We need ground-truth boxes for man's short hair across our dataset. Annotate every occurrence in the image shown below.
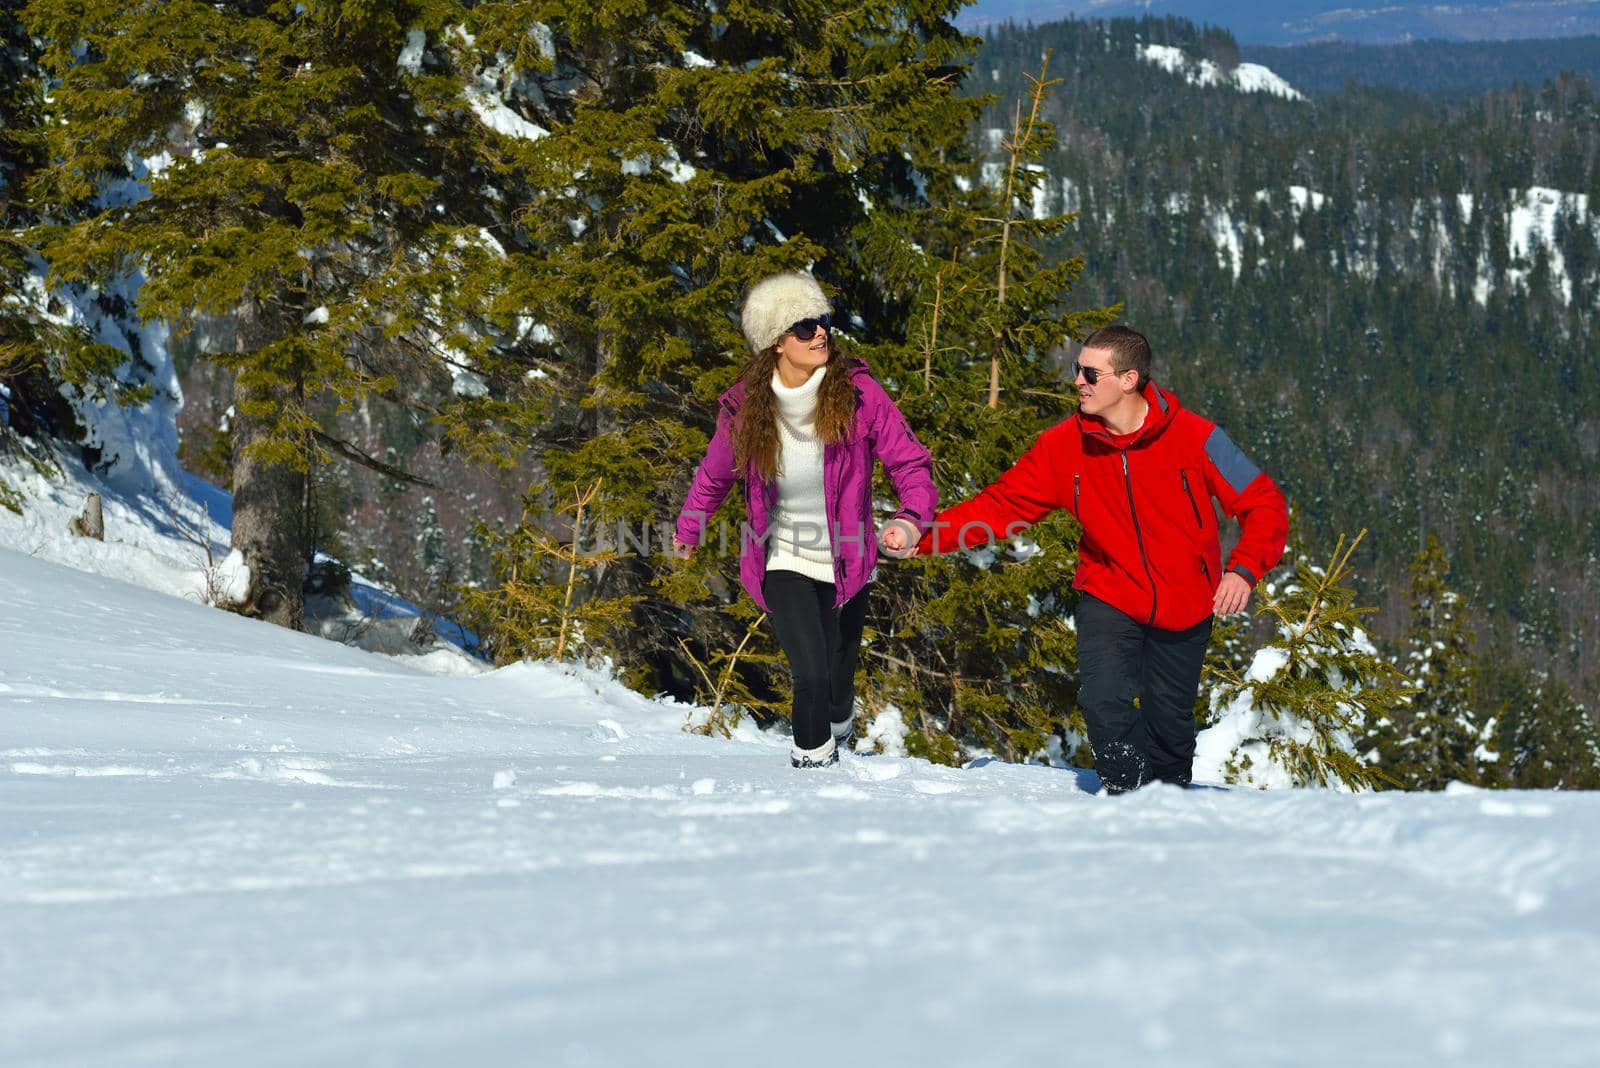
[1082,325,1151,388]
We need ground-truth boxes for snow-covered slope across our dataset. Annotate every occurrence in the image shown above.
[0,449,472,658]
[1151,183,1597,304]
[1137,44,1306,100]
[4,548,1599,1065]
[0,452,233,606]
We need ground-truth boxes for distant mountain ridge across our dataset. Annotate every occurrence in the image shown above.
[1242,36,1600,95]
[960,1,1600,45]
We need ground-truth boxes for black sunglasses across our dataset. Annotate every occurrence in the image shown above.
[786,314,833,342]
[1072,360,1127,386]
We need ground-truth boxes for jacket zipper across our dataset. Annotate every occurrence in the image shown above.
[1073,474,1080,515]
[824,441,843,596]
[1180,470,1203,529]
[1122,451,1158,625]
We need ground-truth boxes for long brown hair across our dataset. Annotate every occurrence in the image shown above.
[732,338,858,483]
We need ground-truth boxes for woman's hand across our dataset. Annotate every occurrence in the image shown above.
[878,519,917,559]
[671,536,695,560]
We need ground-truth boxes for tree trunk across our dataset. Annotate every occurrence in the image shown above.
[70,493,104,539]
[229,300,307,631]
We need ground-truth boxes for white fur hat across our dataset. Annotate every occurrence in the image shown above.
[740,272,831,353]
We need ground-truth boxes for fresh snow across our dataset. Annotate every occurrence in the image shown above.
[1246,644,1291,683]
[1288,185,1327,212]
[658,143,698,184]
[0,457,230,605]
[515,318,554,345]
[660,157,697,183]
[397,30,426,76]
[4,544,1600,1064]
[528,22,555,62]
[1208,205,1247,278]
[449,368,490,398]
[466,70,548,143]
[1507,185,1587,303]
[1232,62,1303,100]
[1027,162,1050,220]
[1137,44,1305,102]
[468,91,548,141]
[623,147,699,186]
[140,149,176,178]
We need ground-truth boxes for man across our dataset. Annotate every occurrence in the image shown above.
[915,326,1288,792]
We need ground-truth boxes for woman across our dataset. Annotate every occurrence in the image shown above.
[673,272,937,768]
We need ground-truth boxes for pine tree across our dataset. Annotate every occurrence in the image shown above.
[0,0,45,486]
[837,53,1114,764]
[459,479,640,665]
[414,494,453,611]
[1,0,129,488]
[1371,535,1496,789]
[1490,664,1600,789]
[1207,531,1413,790]
[25,0,505,628]
[1,1,44,421]
[451,1,1034,732]
[673,609,789,740]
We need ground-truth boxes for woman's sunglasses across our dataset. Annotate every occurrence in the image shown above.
[786,314,833,342]
[1072,360,1127,386]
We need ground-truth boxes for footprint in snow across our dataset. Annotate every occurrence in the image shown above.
[848,758,901,782]
[589,719,630,742]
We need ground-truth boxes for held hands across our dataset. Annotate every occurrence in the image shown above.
[878,518,918,559]
[1213,571,1253,616]
[678,526,917,559]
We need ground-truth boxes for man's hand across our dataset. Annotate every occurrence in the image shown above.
[1213,571,1252,616]
[671,536,695,560]
[878,519,917,559]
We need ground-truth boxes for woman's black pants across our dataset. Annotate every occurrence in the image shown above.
[763,571,870,751]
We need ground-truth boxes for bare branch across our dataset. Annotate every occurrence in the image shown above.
[312,429,441,489]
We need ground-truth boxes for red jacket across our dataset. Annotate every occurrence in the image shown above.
[917,382,1288,631]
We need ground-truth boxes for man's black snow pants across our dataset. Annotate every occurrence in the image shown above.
[764,571,870,751]
[1075,593,1213,793]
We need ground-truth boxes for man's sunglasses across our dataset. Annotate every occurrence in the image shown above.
[1072,360,1127,386]
[787,314,833,342]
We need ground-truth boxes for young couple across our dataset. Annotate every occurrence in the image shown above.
[674,272,1288,791]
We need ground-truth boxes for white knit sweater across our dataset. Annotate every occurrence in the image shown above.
[766,366,836,584]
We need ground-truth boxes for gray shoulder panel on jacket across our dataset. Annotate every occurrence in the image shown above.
[1204,426,1262,495]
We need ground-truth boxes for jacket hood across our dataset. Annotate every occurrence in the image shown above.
[1078,380,1180,446]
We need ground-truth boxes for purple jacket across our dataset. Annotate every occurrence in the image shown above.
[674,359,938,611]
